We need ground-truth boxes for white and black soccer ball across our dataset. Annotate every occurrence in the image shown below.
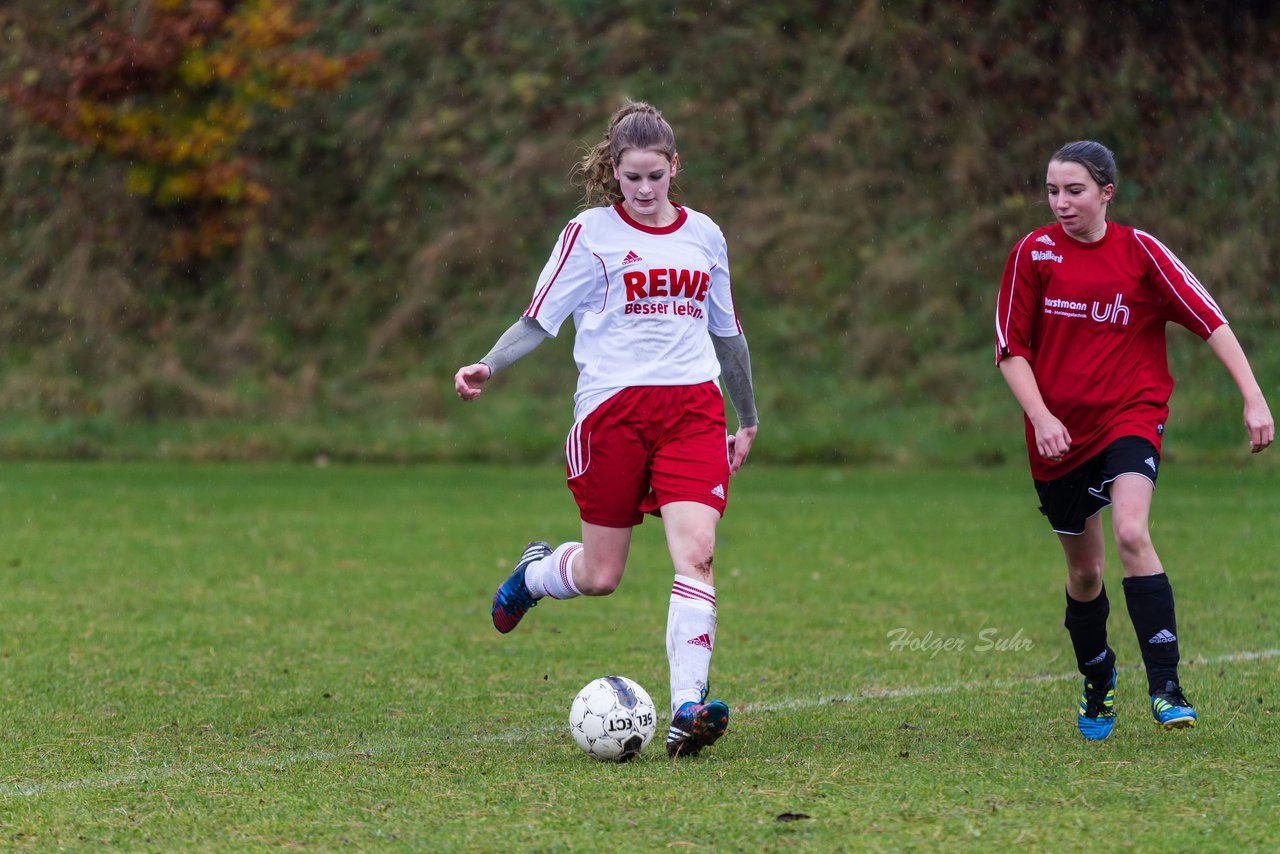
[568,676,657,762]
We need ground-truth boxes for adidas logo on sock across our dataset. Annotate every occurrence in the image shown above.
[686,633,713,649]
[1148,629,1177,644]
[1084,649,1108,666]
[621,250,642,265]
[711,484,725,499]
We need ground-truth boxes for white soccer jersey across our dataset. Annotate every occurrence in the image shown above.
[523,203,742,420]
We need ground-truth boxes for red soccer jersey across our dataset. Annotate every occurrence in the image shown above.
[994,222,1227,480]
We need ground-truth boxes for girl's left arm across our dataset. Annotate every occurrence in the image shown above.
[1207,325,1275,453]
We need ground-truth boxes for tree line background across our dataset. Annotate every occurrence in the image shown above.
[1,0,1277,463]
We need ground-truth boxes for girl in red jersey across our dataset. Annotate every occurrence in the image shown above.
[995,140,1274,740]
[454,102,758,758]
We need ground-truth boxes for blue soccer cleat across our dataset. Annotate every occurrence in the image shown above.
[1150,680,1198,730]
[1077,668,1117,741]
[491,541,551,634]
[666,689,730,758]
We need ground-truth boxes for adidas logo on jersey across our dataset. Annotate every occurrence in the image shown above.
[686,633,713,649]
[711,483,725,499]
[621,250,642,265]
[1145,456,1157,472]
[1036,234,1056,246]
[1148,629,1177,644]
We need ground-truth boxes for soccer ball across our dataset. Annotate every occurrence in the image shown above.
[568,676,658,762]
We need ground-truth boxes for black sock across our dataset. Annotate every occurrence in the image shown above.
[1122,573,1180,693]
[1064,586,1114,684]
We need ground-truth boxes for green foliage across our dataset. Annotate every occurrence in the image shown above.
[2,462,1279,847]
[1,1,1277,460]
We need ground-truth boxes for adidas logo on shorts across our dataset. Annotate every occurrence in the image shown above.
[711,483,725,499]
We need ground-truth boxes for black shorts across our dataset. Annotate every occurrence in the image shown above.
[1033,436,1159,535]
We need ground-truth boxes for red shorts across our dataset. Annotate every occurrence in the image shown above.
[565,383,730,528]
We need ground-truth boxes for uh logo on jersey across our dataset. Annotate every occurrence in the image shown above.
[622,265,711,318]
[1043,293,1131,326]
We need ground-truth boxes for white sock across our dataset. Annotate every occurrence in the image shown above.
[524,542,584,600]
[667,575,716,716]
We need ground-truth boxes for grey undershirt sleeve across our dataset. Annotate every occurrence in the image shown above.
[479,317,551,376]
[711,333,758,429]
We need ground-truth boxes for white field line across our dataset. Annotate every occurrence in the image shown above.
[3,647,1277,799]
[736,647,1280,714]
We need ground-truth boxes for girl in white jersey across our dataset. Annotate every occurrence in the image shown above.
[454,102,758,758]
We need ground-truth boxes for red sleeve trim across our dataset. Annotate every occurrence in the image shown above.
[524,222,582,318]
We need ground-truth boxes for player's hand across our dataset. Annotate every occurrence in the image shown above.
[727,425,757,475]
[1030,413,1071,461]
[1244,396,1274,453]
[454,363,492,401]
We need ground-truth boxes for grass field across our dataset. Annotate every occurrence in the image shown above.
[2,461,1278,851]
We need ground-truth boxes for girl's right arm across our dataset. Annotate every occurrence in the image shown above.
[999,356,1072,461]
[995,234,1070,461]
[454,317,551,401]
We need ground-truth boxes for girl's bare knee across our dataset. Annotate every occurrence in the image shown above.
[576,560,623,596]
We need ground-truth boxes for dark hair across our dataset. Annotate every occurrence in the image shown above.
[574,101,677,207]
[1050,140,1117,191]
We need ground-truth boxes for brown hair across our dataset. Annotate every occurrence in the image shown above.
[574,101,677,207]
[1051,141,1117,194]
